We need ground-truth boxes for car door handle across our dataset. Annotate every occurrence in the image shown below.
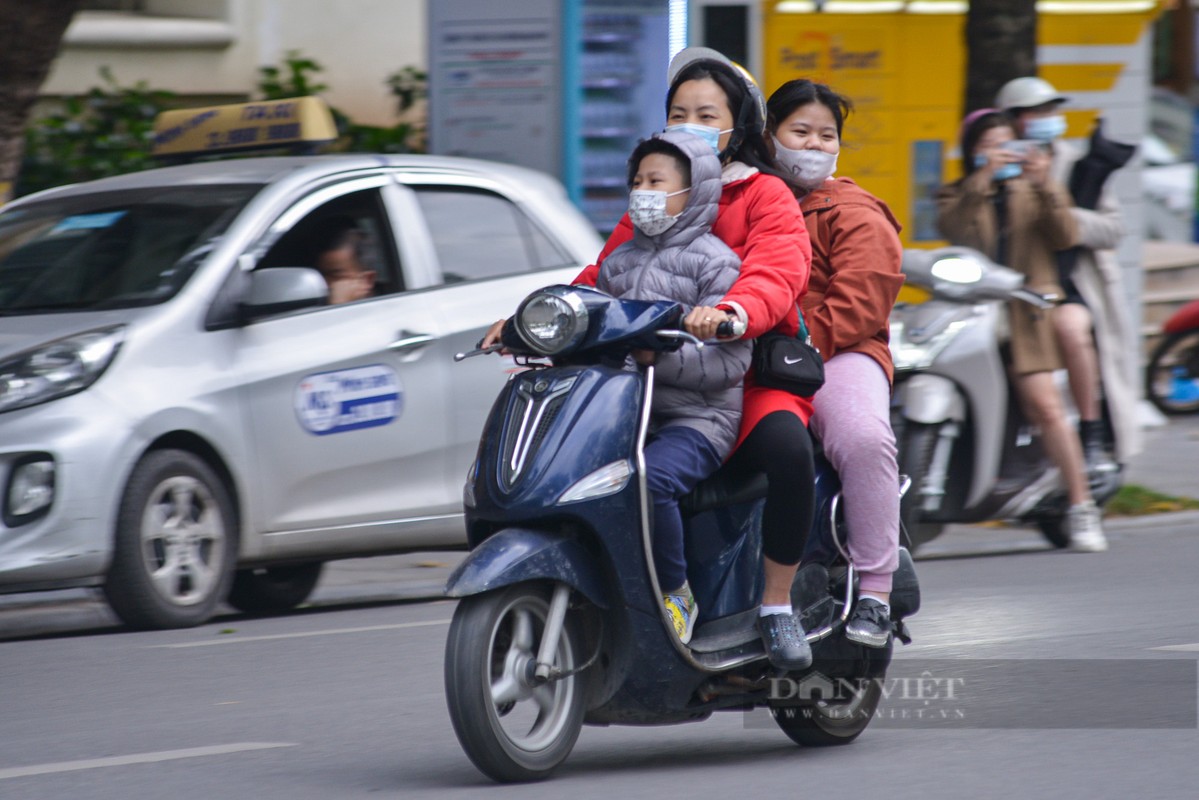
[388,331,436,352]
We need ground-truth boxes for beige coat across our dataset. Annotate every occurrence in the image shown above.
[1050,139,1142,461]
[936,169,1077,375]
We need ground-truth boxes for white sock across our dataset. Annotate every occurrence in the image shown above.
[860,595,890,614]
[760,604,792,617]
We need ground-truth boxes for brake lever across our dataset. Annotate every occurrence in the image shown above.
[657,330,705,349]
[454,344,504,361]
[1012,288,1057,310]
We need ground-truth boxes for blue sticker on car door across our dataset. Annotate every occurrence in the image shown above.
[294,364,402,435]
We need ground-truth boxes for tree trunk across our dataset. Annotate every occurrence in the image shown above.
[0,1,82,204]
[964,0,1038,115]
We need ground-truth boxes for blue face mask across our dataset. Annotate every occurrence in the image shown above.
[1024,114,1066,142]
[974,154,1022,181]
[665,123,732,153]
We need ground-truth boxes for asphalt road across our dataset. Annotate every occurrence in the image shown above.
[1,514,1197,800]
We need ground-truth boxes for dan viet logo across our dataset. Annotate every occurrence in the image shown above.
[769,670,967,722]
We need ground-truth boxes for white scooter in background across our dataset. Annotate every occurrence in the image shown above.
[889,246,1122,550]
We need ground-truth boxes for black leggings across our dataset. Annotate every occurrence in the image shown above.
[724,410,815,566]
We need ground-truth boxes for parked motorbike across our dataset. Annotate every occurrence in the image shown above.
[1144,297,1199,415]
[444,284,920,782]
[890,247,1122,550]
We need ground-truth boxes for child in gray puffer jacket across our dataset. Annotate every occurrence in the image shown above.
[596,129,750,644]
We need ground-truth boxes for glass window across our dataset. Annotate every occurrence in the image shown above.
[0,184,260,313]
[413,187,572,283]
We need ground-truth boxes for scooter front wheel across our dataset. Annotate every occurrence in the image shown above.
[1145,329,1199,415]
[444,582,587,782]
[898,421,947,549]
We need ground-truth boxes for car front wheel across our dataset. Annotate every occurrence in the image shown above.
[103,449,237,630]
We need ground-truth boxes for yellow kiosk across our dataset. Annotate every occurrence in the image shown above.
[760,0,1163,245]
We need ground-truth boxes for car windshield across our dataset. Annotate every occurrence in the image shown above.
[0,183,261,314]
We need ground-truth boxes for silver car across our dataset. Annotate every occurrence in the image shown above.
[0,155,603,629]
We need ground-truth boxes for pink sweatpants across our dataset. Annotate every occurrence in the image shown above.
[809,353,900,593]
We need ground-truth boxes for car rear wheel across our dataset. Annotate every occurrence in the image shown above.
[103,449,237,630]
[226,562,324,615]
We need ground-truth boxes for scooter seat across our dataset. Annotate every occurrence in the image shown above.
[680,465,768,517]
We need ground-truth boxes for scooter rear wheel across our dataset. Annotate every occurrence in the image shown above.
[444,582,586,782]
[770,674,884,746]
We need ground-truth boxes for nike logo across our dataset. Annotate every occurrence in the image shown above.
[783,355,803,364]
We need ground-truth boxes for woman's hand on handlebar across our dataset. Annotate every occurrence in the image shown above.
[479,318,509,352]
[684,306,737,341]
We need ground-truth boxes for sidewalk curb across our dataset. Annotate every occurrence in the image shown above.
[1104,509,1199,533]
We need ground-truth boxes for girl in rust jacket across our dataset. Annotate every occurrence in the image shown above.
[937,109,1104,550]
[766,79,906,648]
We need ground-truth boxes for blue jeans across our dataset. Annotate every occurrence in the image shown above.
[644,425,721,592]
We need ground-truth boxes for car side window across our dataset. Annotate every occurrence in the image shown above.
[412,187,573,284]
[257,188,402,302]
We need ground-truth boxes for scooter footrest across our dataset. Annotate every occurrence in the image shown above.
[689,607,761,653]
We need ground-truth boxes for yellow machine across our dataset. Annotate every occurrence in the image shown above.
[760,0,1162,245]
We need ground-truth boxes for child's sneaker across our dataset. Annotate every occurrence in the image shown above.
[663,586,697,645]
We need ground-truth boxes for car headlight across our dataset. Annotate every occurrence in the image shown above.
[0,325,125,414]
[514,287,589,355]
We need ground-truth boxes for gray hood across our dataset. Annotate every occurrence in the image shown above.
[634,129,724,248]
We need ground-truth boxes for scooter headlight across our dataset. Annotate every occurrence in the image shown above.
[930,256,983,284]
[514,286,589,355]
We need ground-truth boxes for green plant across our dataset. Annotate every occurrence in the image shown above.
[257,50,329,100]
[1104,484,1199,517]
[19,67,175,196]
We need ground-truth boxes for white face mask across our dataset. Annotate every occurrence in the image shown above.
[772,136,838,190]
[628,188,688,236]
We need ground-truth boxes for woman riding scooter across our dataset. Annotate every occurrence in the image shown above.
[937,109,1106,552]
[484,47,816,669]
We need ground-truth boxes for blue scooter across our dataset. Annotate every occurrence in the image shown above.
[444,285,920,782]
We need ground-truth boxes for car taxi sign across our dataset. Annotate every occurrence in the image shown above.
[151,96,338,157]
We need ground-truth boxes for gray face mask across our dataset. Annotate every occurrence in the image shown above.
[628,188,689,236]
[772,136,838,190]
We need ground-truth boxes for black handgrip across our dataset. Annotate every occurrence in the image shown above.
[715,320,735,339]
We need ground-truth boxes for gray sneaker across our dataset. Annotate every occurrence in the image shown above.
[845,597,892,648]
[1067,501,1108,552]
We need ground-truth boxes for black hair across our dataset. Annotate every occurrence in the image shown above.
[665,59,789,184]
[311,214,363,254]
[960,111,1016,176]
[766,79,853,138]
[626,138,691,189]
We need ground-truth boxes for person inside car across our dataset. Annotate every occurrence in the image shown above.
[311,215,377,305]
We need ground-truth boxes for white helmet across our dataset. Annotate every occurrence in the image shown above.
[667,46,767,134]
[995,76,1068,111]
